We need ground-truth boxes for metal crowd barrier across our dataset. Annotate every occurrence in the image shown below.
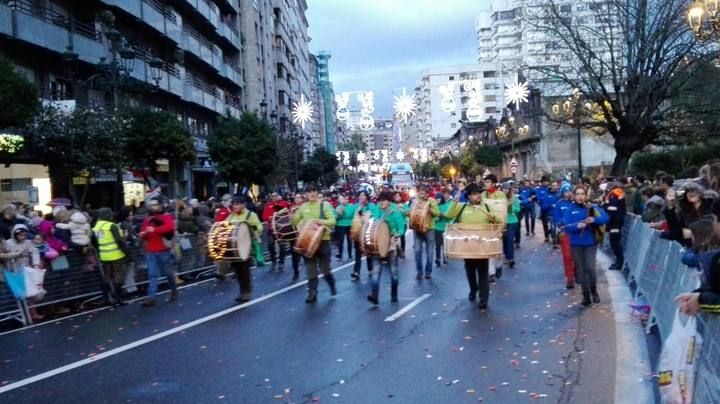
[622,215,720,403]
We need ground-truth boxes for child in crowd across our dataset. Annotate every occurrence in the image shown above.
[32,233,59,269]
[56,211,92,251]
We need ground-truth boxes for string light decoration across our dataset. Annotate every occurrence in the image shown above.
[393,88,417,124]
[291,94,314,129]
[208,221,234,260]
[505,75,530,109]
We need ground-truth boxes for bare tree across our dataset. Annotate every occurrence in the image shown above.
[525,0,717,175]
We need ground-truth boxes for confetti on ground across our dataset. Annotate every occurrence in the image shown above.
[332,393,340,397]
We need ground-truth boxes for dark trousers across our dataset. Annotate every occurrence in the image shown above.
[289,239,301,273]
[571,245,598,294]
[434,229,445,261]
[304,240,332,280]
[540,210,551,239]
[465,259,489,303]
[354,240,374,274]
[399,225,407,256]
[231,260,252,299]
[609,230,624,267]
[267,230,286,264]
[514,222,521,246]
[335,225,352,259]
[522,206,536,234]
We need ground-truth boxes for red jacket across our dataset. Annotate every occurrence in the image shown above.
[214,207,231,222]
[140,213,176,252]
[261,200,290,222]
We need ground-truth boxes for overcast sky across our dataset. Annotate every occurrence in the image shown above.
[307,0,489,117]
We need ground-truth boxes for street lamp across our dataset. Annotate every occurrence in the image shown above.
[688,0,720,39]
[552,89,591,180]
[495,112,529,178]
[449,166,457,183]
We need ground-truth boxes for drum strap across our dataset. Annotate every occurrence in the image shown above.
[456,203,491,223]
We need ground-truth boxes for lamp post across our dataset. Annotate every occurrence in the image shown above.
[687,0,720,39]
[495,113,529,179]
[552,89,592,180]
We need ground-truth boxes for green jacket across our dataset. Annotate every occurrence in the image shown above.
[291,200,337,241]
[410,197,440,230]
[435,201,452,232]
[227,210,263,239]
[444,201,495,224]
[394,202,409,228]
[507,195,521,225]
[354,202,375,216]
[369,204,405,237]
[335,203,357,227]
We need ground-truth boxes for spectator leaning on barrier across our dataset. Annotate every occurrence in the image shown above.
[0,204,23,240]
[5,224,43,320]
[92,208,131,306]
[663,182,713,247]
[562,186,609,307]
[139,197,177,308]
[677,251,720,315]
[214,193,232,222]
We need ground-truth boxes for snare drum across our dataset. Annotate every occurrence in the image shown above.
[359,218,392,258]
[208,221,252,261]
[294,220,326,258]
[409,200,431,233]
[271,208,297,241]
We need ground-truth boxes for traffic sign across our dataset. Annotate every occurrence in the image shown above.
[510,166,518,174]
[510,158,518,167]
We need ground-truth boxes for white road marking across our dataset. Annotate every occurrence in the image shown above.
[0,261,356,394]
[384,293,431,322]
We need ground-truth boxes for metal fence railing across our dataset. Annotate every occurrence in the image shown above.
[622,215,720,403]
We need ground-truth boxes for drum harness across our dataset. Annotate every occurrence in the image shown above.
[455,202,493,224]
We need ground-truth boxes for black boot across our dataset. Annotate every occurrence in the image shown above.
[367,287,379,305]
[581,291,592,307]
[391,280,398,302]
[101,283,114,305]
[113,283,127,306]
[306,278,319,303]
[591,286,600,304]
[325,274,337,296]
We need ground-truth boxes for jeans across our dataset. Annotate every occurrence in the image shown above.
[514,222,521,246]
[267,229,286,265]
[335,225,353,259]
[399,225,407,256]
[414,230,435,275]
[304,240,332,280]
[503,223,518,261]
[369,252,398,296]
[522,206,536,234]
[434,229,445,261]
[353,240,374,275]
[146,251,176,298]
[465,259,489,303]
[609,230,624,268]
[290,239,302,273]
[571,244,598,294]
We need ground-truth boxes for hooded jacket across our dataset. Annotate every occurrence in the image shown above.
[56,212,91,246]
[4,224,40,268]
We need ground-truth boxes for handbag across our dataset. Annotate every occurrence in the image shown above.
[50,255,70,271]
[658,310,702,404]
[24,267,47,299]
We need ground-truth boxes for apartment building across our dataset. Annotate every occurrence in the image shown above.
[315,50,337,153]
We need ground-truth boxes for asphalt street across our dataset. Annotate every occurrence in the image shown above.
[0,232,617,403]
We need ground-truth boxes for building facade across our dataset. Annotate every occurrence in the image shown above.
[315,50,337,153]
[0,0,316,201]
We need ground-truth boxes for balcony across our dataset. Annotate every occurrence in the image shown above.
[100,0,181,44]
[219,57,242,86]
[275,45,291,69]
[183,0,219,29]
[181,25,222,72]
[1,0,105,64]
[217,21,239,50]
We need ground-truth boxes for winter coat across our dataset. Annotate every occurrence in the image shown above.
[38,219,69,252]
[56,212,91,246]
[562,203,609,247]
[4,237,40,268]
[140,213,176,253]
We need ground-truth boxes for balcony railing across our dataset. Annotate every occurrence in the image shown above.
[143,0,177,23]
[3,0,100,40]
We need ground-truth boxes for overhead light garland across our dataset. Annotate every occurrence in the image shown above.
[505,75,530,109]
[291,94,314,129]
[393,88,417,124]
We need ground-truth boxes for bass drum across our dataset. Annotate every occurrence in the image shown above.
[349,211,369,241]
[294,220,325,258]
[208,221,252,262]
[271,208,297,241]
[409,200,430,233]
[359,218,391,258]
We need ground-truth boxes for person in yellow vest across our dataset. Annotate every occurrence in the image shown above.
[92,207,131,306]
[444,183,505,310]
[291,183,337,303]
[227,195,263,304]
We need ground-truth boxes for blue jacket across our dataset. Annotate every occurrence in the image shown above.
[553,198,575,227]
[539,189,559,212]
[682,249,720,282]
[562,203,609,246]
[519,187,536,209]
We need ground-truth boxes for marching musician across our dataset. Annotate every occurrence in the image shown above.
[289,193,305,281]
[482,174,508,280]
[291,184,338,303]
[366,191,405,305]
[351,191,375,281]
[261,191,290,271]
[227,195,263,304]
[411,185,440,280]
[393,191,409,258]
[334,193,356,262]
[444,183,503,310]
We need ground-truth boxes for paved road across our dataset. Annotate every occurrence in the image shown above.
[0,233,616,403]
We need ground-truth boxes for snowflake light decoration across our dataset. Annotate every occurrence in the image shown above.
[292,94,314,129]
[393,88,417,124]
[505,75,530,109]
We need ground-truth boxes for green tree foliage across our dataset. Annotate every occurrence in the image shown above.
[473,145,503,168]
[301,147,339,186]
[0,53,38,129]
[630,143,720,176]
[208,112,276,187]
[338,132,368,154]
[122,108,195,177]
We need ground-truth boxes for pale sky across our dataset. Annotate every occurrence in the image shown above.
[307,0,490,116]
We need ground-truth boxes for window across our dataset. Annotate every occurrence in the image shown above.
[485,107,497,113]
[449,75,455,81]
[484,95,497,102]
[483,71,496,78]
[560,5,572,13]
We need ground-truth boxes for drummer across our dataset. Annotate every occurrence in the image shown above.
[444,183,502,310]
[289,193,305,281]
[261,191,290,271]
[352,191,375,281]
[393,191,409,258]
[334,193,356,262]
[411,185,440,280]
[291,183,338,303]
[227,195,263,304]
[367,191,405,305]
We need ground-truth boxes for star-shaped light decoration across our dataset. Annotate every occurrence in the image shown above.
[292,94,314,129]
[505,75,530,109]
[393,88,417,124]
[396,151,405,161]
